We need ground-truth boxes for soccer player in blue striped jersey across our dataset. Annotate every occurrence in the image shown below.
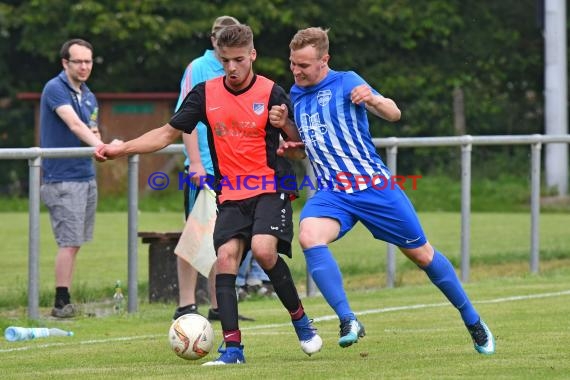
[269,27,495,355]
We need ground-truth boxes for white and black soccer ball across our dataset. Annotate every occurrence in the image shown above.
[168,314,215,360]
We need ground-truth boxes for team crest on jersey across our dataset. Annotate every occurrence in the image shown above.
[253,103,265,115]
[317,90,332,106]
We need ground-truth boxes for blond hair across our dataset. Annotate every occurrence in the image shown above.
[289,27,329,58]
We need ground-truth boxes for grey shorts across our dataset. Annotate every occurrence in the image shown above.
[40,180,97,247]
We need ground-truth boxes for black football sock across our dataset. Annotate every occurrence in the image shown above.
[54,287,70,308]
[215,274,239,331]
[264,256,302,313]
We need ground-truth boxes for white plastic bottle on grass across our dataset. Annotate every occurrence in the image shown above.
[113,280,124,314]
[4,326,73,342]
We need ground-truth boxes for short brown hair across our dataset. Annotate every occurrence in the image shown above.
[289,27,329,58]
[60,39,93,60]
[216,24,254,50]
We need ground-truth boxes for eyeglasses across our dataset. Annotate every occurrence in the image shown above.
[66,59,93,65]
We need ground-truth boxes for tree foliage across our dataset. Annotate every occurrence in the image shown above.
[0,0,550,192]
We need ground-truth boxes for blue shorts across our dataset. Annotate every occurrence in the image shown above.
[300,186,427,249]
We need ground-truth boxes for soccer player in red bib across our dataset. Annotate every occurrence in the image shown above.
[95,24,322,365]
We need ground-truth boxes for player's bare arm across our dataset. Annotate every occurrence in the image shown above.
[184,129,206,186]
[94,123,182,162]
[269,104,302,142]
[270,104,307,159]
[350,84,401,122]
[278,140,307,160]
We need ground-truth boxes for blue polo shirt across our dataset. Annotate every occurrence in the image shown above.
[40,71,97,183]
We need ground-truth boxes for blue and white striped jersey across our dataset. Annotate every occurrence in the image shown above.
[290,70,391,193]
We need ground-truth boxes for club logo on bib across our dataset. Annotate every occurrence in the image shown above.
[253,103,265,115]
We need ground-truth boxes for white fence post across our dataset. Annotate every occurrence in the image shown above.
[27,154,41,320]
[127,154,139,313]
[530,141,542,273]
[385,144,398,288]
[460,138,472,282]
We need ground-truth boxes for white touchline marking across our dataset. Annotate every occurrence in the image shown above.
[1,289,568,353]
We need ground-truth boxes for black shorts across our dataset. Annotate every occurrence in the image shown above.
[213,192,293,258]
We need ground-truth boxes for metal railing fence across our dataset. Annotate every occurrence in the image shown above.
[1,134,569,318]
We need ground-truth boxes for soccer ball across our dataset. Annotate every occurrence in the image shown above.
[168,314,215,360]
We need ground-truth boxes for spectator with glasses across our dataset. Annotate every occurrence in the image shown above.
[40,39,119,318]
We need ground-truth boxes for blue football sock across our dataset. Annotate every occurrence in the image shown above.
[304,245,354,321]
[422,251,479,326]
